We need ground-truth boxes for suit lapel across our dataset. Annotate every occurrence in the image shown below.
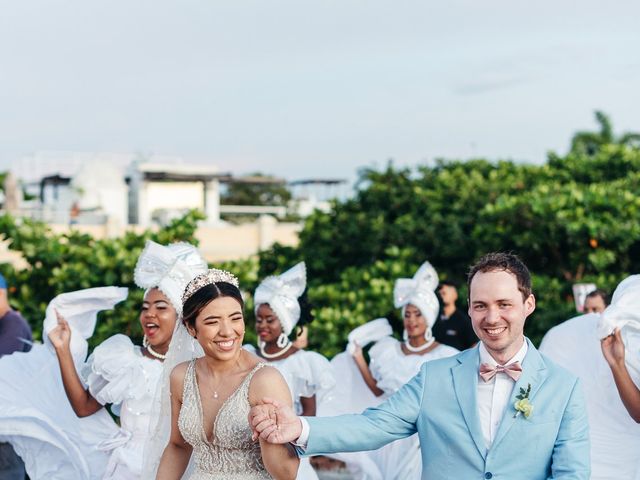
[490,339,548,451]
[452,347,486,459]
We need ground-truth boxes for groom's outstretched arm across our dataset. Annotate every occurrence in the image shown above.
[303,363,426,455]
[549,379,590,479]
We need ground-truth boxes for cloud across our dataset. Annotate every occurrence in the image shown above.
[453,74,529,96]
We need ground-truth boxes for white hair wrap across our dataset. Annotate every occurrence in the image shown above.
[254,262,307,336]
[134,240,208,316]
[393,261,440,327]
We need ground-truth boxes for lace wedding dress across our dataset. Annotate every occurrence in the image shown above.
[178,360,273,480]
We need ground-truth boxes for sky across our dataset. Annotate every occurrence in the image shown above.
[1,0,639,186]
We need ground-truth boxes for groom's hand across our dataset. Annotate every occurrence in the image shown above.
[250,397,302,444]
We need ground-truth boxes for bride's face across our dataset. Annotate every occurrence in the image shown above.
[189,295,245,360]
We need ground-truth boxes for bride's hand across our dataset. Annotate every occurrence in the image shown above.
[250,397,302,444]
[48,309,72,351]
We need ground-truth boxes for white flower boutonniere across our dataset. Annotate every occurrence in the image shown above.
[513,383,533,419]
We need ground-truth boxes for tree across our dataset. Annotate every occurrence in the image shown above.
[259,113,640,349]
[570,110,640,155]
[221,173,291,206]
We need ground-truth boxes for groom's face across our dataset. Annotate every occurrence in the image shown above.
[468,269,535,362]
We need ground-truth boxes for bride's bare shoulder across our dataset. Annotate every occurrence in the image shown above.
[248,365,291,405]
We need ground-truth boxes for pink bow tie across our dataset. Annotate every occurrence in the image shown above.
[479,361,522,382]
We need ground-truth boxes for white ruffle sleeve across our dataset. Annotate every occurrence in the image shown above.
[82,335,147,407]
[287,350,335,400]
[368,337,404,394]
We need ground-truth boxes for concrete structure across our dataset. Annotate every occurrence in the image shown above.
[126,161,228,227]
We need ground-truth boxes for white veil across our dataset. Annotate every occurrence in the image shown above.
[135,240,208,478]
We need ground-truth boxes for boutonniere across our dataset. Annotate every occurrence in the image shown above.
[513,383,533,418]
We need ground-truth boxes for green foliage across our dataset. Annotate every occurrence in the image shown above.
[0,210,205,347]
[221,174,291,207]
[570,110,640,155]
[259,112,640,351]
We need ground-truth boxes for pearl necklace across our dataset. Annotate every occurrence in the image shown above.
[143,336,166,360]
[404,337,436,353]
[259,341,293,359]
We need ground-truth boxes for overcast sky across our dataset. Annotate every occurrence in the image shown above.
[1,0,638,184]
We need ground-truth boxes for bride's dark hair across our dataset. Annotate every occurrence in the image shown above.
[182,282,244,330]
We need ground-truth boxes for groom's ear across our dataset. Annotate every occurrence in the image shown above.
[524,294,536,318]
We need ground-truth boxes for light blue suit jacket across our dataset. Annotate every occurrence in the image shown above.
[305,339,590,479]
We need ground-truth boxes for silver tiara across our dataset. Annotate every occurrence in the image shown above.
[181,268,240,303]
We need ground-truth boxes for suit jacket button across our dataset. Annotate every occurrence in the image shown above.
[485,473,493,479]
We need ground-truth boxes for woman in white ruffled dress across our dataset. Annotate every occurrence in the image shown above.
[321,261,458,480]
[0,240,207,480]
[248,262,335,480]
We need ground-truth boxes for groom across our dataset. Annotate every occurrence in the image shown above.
[250,252,590,479]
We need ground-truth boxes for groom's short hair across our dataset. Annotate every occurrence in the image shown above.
[467,252,532,301]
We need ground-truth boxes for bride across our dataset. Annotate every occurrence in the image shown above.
[156,268,299,480]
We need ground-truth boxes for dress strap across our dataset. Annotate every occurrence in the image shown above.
[182,359,197,400]
[240,362,268,398]
[244,362,267,383]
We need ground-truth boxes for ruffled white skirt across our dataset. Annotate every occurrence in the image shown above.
[0,344,121,480]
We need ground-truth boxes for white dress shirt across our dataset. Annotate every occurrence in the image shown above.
[477,339,528,450]
[296,339,528,451]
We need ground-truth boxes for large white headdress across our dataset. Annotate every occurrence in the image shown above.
[254,262,306,337]
[134,240,208,315]
[394,261,440,330]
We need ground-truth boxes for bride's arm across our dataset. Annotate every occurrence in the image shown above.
[156,363,193,480]
[249,366,300,480]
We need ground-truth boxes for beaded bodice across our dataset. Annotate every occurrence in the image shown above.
[178,360,272,479]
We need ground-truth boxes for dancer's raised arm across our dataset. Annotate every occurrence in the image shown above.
[48,310,102,417]
[602,328,640,422]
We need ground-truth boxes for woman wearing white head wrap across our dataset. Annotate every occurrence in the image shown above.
[600,275,640,424]
[45,240,207,480]
[250,262,335,480]
[328,261,458,480]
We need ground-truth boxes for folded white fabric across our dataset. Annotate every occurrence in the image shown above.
[346,317,393,355]
[597,275,640,338]
[597,274,640,388]
[42,287,129,365]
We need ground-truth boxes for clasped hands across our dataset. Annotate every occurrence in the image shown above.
[249,397,302,444]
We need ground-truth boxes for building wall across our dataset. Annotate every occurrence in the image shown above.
[146,182,205,211]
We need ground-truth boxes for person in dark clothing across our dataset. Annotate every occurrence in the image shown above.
[432,280,477,350]
[0,272,31,479]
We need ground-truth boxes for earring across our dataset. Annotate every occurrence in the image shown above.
[143,335,149,347]
[424,328,433,342]
[276,333,290,348]
[402,329,408,341]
